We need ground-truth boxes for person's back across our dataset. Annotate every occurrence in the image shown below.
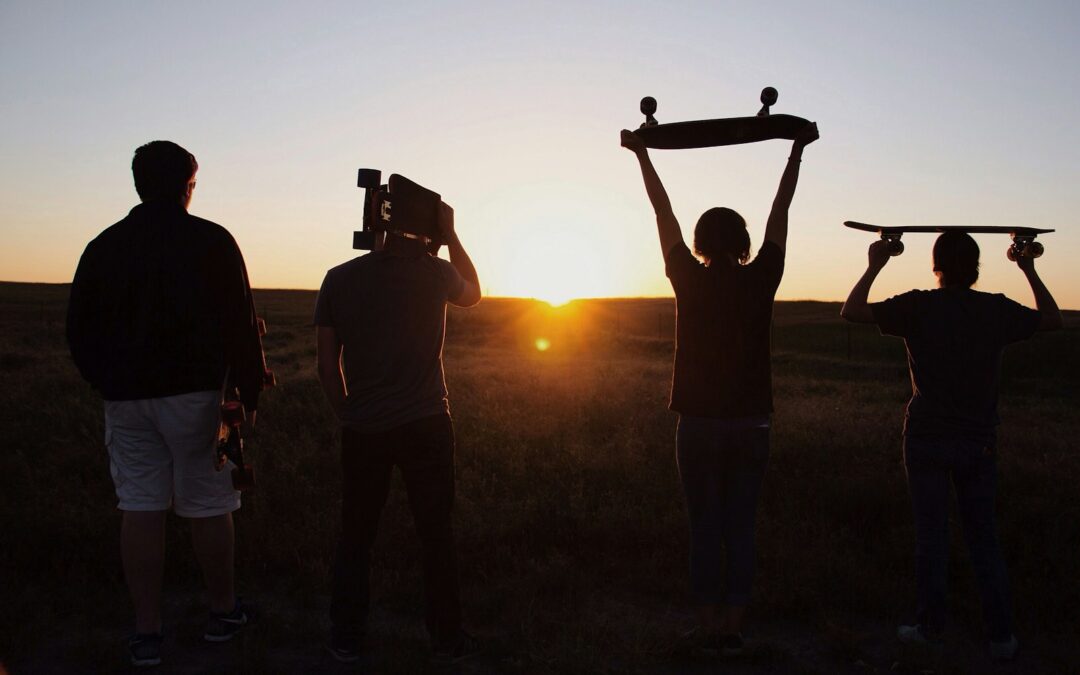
[317,250,462,432]
[667,241,783,417]
[876,287,1041,442]
[69,201,261,404]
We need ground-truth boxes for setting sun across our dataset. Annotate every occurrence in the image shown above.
[534,337,551,352]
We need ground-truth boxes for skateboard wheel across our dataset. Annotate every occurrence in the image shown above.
[887,240,905,256]
[357,168,381,189]
[1006,245,1017,262]
[640,96,657,116]
[1027,241,1044,258]
[221,401,246,426]
[760,87,778,107]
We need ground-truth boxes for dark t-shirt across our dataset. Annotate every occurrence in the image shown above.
[313,250,465,433]
[872,288,1041,443]
[665,241,785,418]
[66,201,265,410]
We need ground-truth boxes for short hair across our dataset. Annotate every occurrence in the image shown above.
[933,231,980,287]
[132,141,197,201]
[694,207,750,264]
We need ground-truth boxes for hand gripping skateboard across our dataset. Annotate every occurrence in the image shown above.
[633,87,814,149]
[844,221,1054,260]
[353,169,445,255]
[215,317,276,491]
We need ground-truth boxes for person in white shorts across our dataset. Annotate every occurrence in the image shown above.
[67,141,268,667]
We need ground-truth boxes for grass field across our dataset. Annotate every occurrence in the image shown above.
[1,281,1077,674]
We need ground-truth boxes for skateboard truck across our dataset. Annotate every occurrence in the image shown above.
[354,169,444,254]
[1006,237,1044,261]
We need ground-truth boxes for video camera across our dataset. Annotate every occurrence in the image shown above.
[354,169,445,255]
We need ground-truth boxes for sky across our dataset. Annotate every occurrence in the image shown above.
[1,1,1078,307]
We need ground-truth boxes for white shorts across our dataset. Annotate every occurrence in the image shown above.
[105,390,241,518]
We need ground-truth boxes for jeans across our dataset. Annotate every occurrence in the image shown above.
[676,415,770,606]
[329,414,462,649]
[903,435,1013,641]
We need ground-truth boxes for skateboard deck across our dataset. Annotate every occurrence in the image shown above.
[354,170,444,252]
[633,87,812,149]
[844,221,1054,259]
[215,316,275,491]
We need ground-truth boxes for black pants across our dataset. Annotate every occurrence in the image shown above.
[330,414,462,648]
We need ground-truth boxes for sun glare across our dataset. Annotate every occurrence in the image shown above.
[534,337,551,352]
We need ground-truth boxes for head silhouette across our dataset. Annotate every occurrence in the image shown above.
[932,231,980,288]
[132,141,198,206]
[694,207,750,265]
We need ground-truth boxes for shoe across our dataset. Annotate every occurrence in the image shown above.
[897,624,943,650]
[990,634,1019,662]
[204,598,254,642]
[431,632,482,667]
[719,633,744,657]
[127,632,163,667]
[326,634,362,664]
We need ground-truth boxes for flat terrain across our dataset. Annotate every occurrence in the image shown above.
[1,282,1077,674]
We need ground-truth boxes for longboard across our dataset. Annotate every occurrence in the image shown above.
[633,87,813,149]
[844,221,1054,259]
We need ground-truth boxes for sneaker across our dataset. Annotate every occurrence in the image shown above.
[431,632,482,667]
[719,633,744,657]
[127,632,163,667]
[326,632,362,664]
[204,598,254,642]
[897,624,943,650]
[989,634,1019,662]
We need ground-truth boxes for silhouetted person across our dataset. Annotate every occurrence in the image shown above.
[841,231,1063,661]
[66,141,265,667]
[621,123,818,654]
[315,201,481,665]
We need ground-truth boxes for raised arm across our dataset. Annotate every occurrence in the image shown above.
[1015,253,1064,330]
[764,123,819,254]
[841,240,891,323]
[438,202,481,307]
[621,130,683,258]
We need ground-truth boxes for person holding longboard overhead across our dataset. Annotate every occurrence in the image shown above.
[620,120,818,655]
[840,230,1063,661]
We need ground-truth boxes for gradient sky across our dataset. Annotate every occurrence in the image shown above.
[2,1,1078,307]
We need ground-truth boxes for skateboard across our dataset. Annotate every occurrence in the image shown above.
[215,317,276,491]
[633,87,813,149]
[354,169,444,254]
[844,221,1054,259]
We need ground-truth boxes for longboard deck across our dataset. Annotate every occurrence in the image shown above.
[845,221,1053,236]
[635,114,810,149]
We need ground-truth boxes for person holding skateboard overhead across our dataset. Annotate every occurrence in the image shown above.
[620,122,818,654]
[66,141,267,667]
[315,197,482,665]
[840,231,1063,661]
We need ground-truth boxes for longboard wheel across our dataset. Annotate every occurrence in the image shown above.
[357,168,381,189]
[640,96,657,116]
[760,87,778,107]
[1007,245,1017,262]
[886,240,905,256]
[1027,241,1044,258]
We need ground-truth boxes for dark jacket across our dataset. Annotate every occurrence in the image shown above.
[66,200,265,410]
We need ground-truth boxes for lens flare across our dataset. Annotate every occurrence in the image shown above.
[534,337,551,352]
